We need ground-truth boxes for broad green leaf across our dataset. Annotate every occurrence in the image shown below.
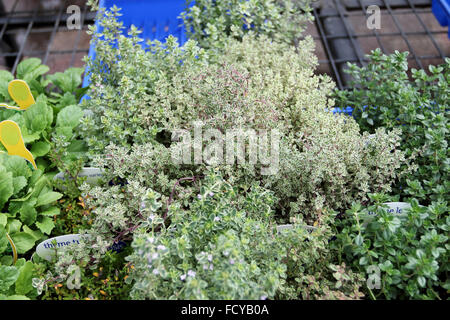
[9,232,36,254]
[16,58,49,82]
[0,70,14,100]
[19,202,37,225]
[0,154,32,179]
[22,225,43,241]
[417,276,426,288]
[31,141,51,158]
[48,68,84,93]
[56,105,83,129]
[35,217,55,235]
[355,234,363,246]
[0,266,20,293]
[22,131,41,144]
[15,261,34,295]
[0,215,6,227]
[54,92,77,114]
[39,207,60,217]
[23,65,50,83]
[36,159,49,172]
[28,79,44,96]
[67,139,86,153]
[36,192,63,207]
[0,167,14,209]
[65,140,87,160]
[6,219,21,234]
[17,59,41,78]
[12,176,27,195]
[0,255,13,266]
[28,168,43,186]
[0,226,8,253]
[30,176,48,199]
[54,126,73,140]
[359,256,368,265]
[23,101,53,134]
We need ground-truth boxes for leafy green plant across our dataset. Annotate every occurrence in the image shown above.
[36,249,132,300]
[0,58,89,256]
[180,0,314,49]
[334,50,449,203]
[332,194,449,299]
[125,171,365,300]
[0,256,39,300]
[0,154,62,255]
[125,171,287,300]
[81,8,408,222]
[0,59,87,172]
[0,59,90,301]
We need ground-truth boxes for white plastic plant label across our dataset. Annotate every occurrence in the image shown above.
[367,202,412,216]
[36,234,83,261]
[53,167,104,186]
[363,202,412,227]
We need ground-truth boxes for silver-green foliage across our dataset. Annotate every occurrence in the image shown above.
[125,171,365,300]
[126,172,286,299]
[180,0,314,49]
[80,8,408,222]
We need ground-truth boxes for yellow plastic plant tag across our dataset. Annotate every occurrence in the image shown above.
[8,79,35,110]
[0,120,37,169]
[0,102,21,110]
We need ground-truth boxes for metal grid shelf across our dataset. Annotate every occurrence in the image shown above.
[0,0,448,90]
[311,0,449,89]
[0,0,94,74]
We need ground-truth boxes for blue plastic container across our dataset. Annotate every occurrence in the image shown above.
[432,0,450,38]
[82,0,189,88]
[331,106,353,116]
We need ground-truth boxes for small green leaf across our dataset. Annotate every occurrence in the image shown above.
[359,256,368,265]
[417,276,426,288]
[355,234,363,246]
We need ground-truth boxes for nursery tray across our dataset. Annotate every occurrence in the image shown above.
[82,0,189,88]
[432,0,450,38]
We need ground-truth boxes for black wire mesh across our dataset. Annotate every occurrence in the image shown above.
[0,0,448,89]
[0,0,94,74]
[312,0,449,88]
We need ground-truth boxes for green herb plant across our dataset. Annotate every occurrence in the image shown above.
[180,0,314,49]
[332,194,449,299]
[334,50,449,203]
